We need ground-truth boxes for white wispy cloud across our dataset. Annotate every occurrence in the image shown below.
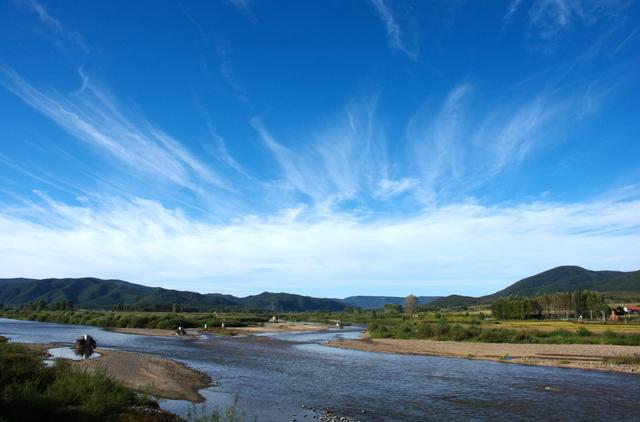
[611,28,639,57]
[192,95,250,178]
[375,178,419,199]
[0,66,227,193]
[216,42,249,103]
[527,0,627,43]
[17,0,88,52]
[225,0,257,24]
[251,98,391,209]
[407,81,589,202]
[502,0,523,26]
[407,84,473,202]
[370,0,418,60]
[0,194,638,296]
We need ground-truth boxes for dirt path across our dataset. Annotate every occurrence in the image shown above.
[327,338,640,375]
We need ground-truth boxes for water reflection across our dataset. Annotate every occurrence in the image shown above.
[47,346,101,361]
[74,345,96,359]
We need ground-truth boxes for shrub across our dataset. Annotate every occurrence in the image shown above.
[0,336,158,420]
[576,327,591,337]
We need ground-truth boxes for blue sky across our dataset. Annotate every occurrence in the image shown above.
[0,0,639,297]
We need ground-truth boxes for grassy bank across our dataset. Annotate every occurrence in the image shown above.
[368,320,640,345]
[0,309,267,330]
[2,307,639,346]
[0,336,174,421]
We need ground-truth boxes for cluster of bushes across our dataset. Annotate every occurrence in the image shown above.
[368,321,640,345]
[0,336,169,421]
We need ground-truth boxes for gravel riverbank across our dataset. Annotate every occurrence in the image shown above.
[326,338,640,374]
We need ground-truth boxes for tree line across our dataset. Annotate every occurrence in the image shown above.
[20,299,74,311]
[491,291,610,320]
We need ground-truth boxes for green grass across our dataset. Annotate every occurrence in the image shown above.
[0,309,268,330]
[604,355,640,365]
[367,320,640,345]
[0,336,174,421]
[185,395,245,422]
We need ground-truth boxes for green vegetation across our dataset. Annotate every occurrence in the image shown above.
[486,266,640,298]
[2,266,639,313]
[422,266,640,308]
[491,291,609,320]
[185,395,245,422]
[604,355,640,365]
[366,319,640,345]
[0,309,269,330]
[341,295,440,310]
[0,278,346,312]
[428,295,479,309]
[0,336,173,421]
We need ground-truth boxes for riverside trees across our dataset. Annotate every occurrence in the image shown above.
[491,291,609,320]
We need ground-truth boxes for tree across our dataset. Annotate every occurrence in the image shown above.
[383,304,402,314]
[51,299,73,311]
[404,295,418,316]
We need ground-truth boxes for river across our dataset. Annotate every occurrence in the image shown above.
[1,318,638,421]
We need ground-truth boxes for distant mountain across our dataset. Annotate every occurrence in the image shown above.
[341,296,440,310]
[431,266,640,308]
[2,266,638,312]
[0,278,238,310]
[428,295,479,308]
[0,278,345,312]
[485,266,640,299]
[241,292,346,312]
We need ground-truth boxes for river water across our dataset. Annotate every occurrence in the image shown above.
[1,318,639,421]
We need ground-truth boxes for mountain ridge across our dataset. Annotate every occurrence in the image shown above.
[429,266,640,308]
[1,266,639,311]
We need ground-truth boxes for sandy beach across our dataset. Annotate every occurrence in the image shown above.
[327,338,640,375]
[71,348,212,402]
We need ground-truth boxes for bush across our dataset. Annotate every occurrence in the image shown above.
[576,327,591,337]
[0,337,161,421]
[416,322,434,339]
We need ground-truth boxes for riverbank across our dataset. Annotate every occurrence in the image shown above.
[108,322,334,337]
[228,321,333,333]
[327,338,640,374]
[0,337,180,421]
[72,348,212,402]
[27,342,213,402]
[107,327,200,338]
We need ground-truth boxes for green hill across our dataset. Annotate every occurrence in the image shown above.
[428,295,480,308]
[485,266,640,299]
[2,266,638,312]
[0,278,345,312]
[241,292,346,312]
[425,266,640,308]
[0,278,238,310]
[341,296,440,309]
